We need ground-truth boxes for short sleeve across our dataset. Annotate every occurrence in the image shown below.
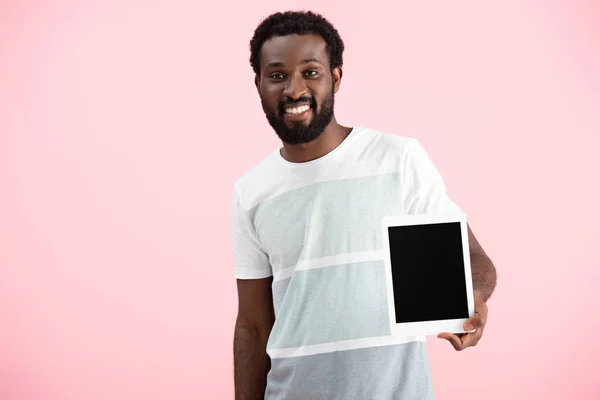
[403,139,462,215]
[231,189,272,279]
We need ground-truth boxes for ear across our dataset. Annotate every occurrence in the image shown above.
[254,74,260,94]
[332,66,343,93]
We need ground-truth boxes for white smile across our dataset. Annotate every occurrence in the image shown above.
[284,105,311,115]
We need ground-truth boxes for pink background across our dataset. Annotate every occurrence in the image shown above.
[1,1,599,399]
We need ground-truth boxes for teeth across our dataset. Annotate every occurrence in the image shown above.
[285,105,310,115]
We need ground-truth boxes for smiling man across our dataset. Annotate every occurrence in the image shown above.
[231,11,497,400]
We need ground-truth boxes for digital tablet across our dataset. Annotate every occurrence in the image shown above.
[381,213,475,337]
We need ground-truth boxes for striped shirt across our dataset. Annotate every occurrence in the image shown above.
[231,127,461,399]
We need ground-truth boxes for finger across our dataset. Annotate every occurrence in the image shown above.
[464,315,484,331]
[438,332,462,350]
[437,333,465,351]
[464,323,487,347]
[459,332,480,348]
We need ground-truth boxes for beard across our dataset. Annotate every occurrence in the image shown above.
[261,87,335,145]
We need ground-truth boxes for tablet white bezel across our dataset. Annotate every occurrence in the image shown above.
[381,212,475,337]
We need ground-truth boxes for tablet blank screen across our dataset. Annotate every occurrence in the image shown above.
[387,222,469,323]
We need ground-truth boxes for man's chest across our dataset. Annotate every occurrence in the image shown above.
[251,173,407,274]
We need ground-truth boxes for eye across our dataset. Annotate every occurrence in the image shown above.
[304,70,318,77]
[269,73,285,80]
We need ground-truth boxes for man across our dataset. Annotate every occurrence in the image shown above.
[232,10,497,400]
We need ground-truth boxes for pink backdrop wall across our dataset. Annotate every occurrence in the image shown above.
[1,1,599,399]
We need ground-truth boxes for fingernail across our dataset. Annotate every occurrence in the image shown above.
[465,323,473,331]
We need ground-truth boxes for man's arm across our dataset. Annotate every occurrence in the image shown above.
[234,277,275,400]
[467,224,497,302]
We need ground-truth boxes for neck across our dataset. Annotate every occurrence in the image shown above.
[280,118,353,163]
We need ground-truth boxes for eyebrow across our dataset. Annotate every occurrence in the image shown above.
[265,58,321,69]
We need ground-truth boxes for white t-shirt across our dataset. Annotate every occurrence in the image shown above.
[231,127,461,399]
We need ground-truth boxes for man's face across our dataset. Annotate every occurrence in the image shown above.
[256,34,341,145]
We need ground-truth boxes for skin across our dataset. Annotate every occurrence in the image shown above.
[254,34,353,162]
[234,277,274,399]
[234,33,497,399]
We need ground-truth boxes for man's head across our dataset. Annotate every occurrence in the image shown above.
[249,11,345,145]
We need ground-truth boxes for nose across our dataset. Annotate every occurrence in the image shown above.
[282,73,308,100]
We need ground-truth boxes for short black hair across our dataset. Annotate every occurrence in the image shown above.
[249,10,345,76]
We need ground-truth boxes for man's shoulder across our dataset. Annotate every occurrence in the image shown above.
[355,126,420,159]
[231,147,283,213]
[233,149,279,191]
